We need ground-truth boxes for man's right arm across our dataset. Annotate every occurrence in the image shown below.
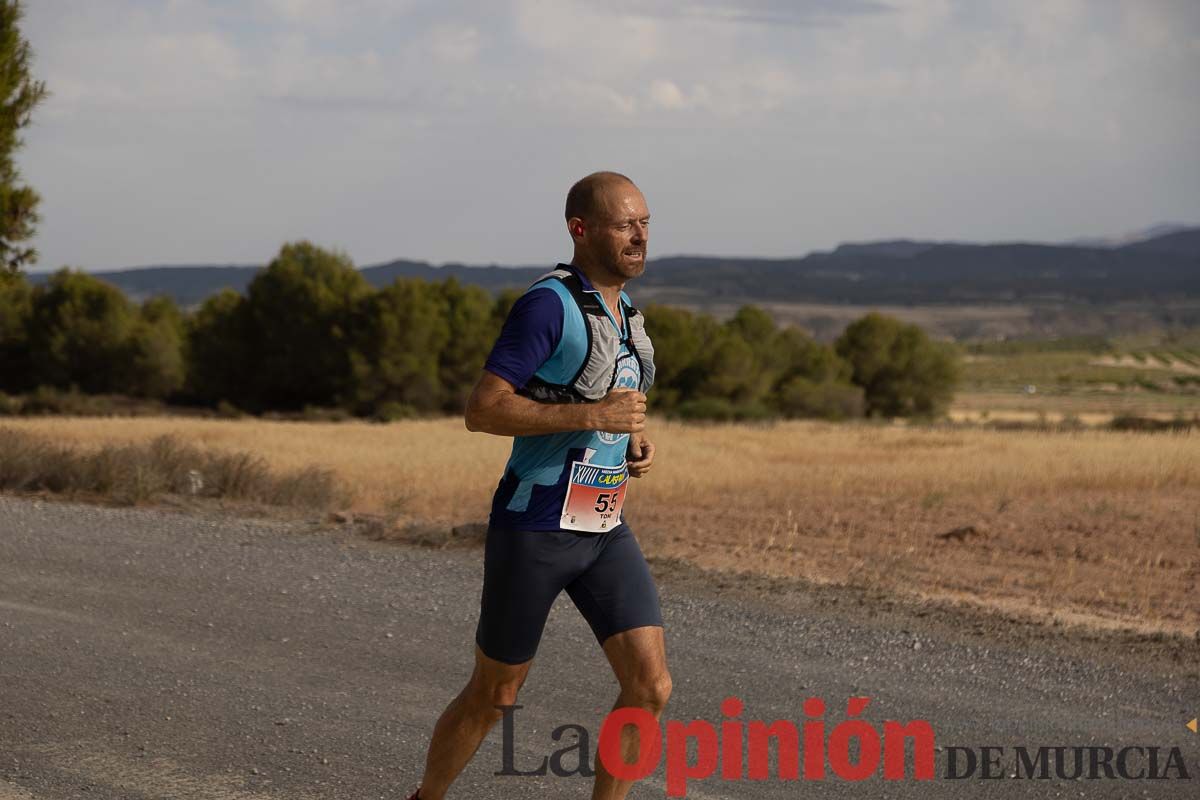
[465,371,646,438]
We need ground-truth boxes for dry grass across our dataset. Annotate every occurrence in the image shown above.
[4,416,1198,635]
[0,427,344,509]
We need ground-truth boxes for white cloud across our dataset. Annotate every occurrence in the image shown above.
[1025,0,1086,41]
[513,0,661,66]
[259,0,340,26]
[253,0,417,30]
[1126,11,1171,49]
[894,0,952,38]
[254,32,396,106]
[427,25,482,64]
[648,79,686,110]
[617,0,891,27]
[17,0,1200,270]
[28,6,245,113]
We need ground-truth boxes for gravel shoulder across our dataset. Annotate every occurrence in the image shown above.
[1,495,1198,799]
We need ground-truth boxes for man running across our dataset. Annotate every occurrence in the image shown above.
[407,172,670,800]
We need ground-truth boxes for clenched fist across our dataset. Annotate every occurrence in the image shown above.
[590,388,647,434]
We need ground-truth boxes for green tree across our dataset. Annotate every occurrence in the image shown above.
[184,288,249,407]
[241,242,371,411]
[27,269,137,393]
[768,326,863,420]
[492,287,522,327]
[835,312,959,417]
[347,279,450,414]
[0,266,31,389]
[770,326,850,386]
[645,304,863,420]
[0,1,48,274]
[123,295,186,398]
[685,307,782,415]
[697,327,766,406]
[435,278,497,412]
[726,305,775,348]
[642,304,717,412]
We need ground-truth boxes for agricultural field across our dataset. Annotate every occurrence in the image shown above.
[3,416,1196,640]
[953,333,1200,423]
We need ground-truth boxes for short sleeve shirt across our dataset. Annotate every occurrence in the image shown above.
[484,264,642,532]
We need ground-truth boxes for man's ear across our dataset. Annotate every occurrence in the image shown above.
[567,217,585,240]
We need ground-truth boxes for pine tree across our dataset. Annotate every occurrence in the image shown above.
[0,0,48,274]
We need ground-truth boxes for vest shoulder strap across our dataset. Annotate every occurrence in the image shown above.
[531,268,605,317]
[517,266,653,403]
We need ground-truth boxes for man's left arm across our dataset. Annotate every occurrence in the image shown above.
[627,430,655,478]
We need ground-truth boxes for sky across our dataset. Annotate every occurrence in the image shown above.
[19,0,1200,272]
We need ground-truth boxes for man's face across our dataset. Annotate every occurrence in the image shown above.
[586,183,650,281]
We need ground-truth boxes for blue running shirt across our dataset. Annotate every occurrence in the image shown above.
[483,264,642,532]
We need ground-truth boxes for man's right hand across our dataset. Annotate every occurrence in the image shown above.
[591,388,647,434]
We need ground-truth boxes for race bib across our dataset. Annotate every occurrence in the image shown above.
[560,460,628,533]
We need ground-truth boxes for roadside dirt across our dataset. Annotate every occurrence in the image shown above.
[10,488,1200,677]
[342,498,1200,678]
[630,488,1200,638]
[355,487,1200,643]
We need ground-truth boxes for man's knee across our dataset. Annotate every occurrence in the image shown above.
[466,675,526,721]
[629,670,672,713]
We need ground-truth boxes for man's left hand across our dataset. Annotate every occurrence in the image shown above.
[627,432,655,478]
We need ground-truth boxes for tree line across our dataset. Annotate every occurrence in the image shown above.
[0,242,959,420]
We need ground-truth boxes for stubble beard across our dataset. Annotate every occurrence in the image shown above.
[609,247,647,281]
[601,261,644,283]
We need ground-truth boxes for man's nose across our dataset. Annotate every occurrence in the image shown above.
[631,223,647,242]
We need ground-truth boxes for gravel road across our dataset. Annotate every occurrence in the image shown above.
[1,495,1197,799]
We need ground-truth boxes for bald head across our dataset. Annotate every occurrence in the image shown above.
[564,171,637,223]
[564,171,649,283]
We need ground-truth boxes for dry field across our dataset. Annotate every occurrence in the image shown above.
[951,390,1200,421]
[5,416,1198,638]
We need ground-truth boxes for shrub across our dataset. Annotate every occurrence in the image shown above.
[676,397,737,422]
[215,399,245,419]
[0,428,346,508]
[297,405,353,423]
[774,377,865,420]
[371,401,419,423]
[1110,415,1195,433]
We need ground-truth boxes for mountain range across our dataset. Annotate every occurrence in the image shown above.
[25,226,1200,317]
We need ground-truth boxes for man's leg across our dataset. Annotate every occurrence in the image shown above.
[416,645,533,800]
[590,625,672,800]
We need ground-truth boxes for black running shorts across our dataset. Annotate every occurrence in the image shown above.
[475,523,663,665]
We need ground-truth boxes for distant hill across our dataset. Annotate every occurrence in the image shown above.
[1119,228,1200,258]
[635,242,1199,305]
[31,265,265,307]
[24,227,1200,309]
[24,260,547,307]
[825,240,946,259]
[362,260,545,293]
[1066,222,1194,248]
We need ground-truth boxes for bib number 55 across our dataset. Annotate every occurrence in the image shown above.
[594,490,622,513]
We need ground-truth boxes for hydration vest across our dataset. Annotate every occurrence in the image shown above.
[516,267,656,404]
